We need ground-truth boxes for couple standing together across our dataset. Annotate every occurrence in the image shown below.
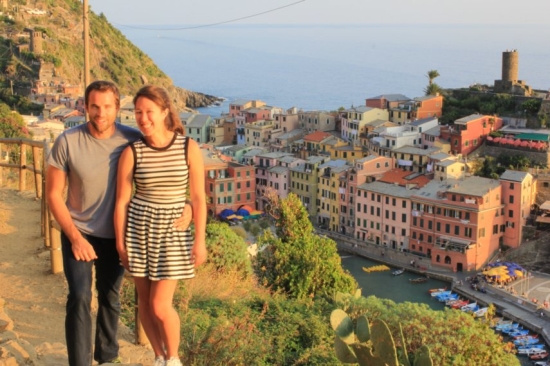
[46,80,207,366]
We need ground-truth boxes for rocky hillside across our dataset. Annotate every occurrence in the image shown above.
[0,0,221,110]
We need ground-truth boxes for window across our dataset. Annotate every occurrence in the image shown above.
[436,222,441,231]
[401,228,406,235]
[228,183,232,191]
[413,217,417,226]
[237,194,241,201]
[509,210,514,218]
[392,211,396,220]
[402,213,407,223]
[493,225,498,234]
[385,197,389,204]
[237,182,241,189]
[420,219,424,228]
[419,233,424,241]
[454,225,459,235]
[465,227,472,237]
[465,212,470,220]
[246,181,251,188]
[445,224,450,233]
[219,183,224,192]
[385,210,389,219]
[509,195,514,204]
[428,221,433,230]
[509,182,514,189]
[246,193,251,200]
[479,228,485,238]
[392,198,396,206]
[402,201,407,209]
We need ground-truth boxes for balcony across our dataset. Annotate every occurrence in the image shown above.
[435,235,472,253]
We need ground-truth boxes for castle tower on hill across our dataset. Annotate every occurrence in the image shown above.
[494,49,532,96]
[28,28,43,54]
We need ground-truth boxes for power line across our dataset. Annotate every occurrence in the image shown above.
[112,0,306,31]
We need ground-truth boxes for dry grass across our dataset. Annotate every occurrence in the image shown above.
[185,265,268,303]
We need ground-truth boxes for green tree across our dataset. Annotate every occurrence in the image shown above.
[426,70,440,85]
[424,83,442,96]
[254,193,356,299]
[521,98,542,115]
[205,222,252,277]
[0,102,31,138]
[249,224,261,238]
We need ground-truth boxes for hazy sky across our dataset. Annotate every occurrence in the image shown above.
[88,0,549,27]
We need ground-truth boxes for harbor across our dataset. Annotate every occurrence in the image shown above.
[325,229,550,363]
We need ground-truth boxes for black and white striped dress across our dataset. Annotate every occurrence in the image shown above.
[125,133,195,280]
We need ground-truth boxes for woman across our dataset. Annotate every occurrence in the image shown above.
[115,85,207,366]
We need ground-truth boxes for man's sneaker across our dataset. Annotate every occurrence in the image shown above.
[165,357,182,366]
[153,356,166,366]
[99,356,122,364]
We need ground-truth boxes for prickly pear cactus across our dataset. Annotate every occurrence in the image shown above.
[330,308,433,366]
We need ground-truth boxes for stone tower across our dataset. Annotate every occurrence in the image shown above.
[494,49,532,96]
[27,28,43,54]
[501,50,519,82]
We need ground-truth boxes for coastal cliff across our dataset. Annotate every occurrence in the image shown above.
[0,0,221,110]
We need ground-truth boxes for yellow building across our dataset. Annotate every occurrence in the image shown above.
[290,155,331,217]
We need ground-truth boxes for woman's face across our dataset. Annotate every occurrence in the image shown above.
[134,96,168,136]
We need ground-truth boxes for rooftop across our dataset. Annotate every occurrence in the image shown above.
[357,180,418,199]
[304,131,332,142]
[455,113,484,125]
[392,146,441,156]
[367,94,411,102]
[378,168,431,188]
[500,170,531,182]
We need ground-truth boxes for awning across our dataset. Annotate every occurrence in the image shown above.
[516,133,550,142]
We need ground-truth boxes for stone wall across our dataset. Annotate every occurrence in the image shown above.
[471,143,550,168]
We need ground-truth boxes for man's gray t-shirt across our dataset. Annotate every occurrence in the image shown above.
[48,123,142,238]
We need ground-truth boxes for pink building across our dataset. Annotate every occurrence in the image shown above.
[410,176,504,272]
[254,152,295,209]
[355,169,429,248]
[499,170,536,248]
[439,114,503,156]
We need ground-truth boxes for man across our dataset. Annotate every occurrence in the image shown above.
[46,80,191,365]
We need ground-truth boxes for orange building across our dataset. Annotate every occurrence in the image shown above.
[439,114,503,156]
[203,149,256,216]
[409,176,504,272]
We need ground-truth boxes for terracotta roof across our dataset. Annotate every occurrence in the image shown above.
[304,131,332,142]
[378,168,430,188]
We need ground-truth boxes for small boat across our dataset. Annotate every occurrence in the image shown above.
[409,277,428,284]
[517,344,545,352]
[451,299,469,309]
[533,361,549,366]
[445,298,462,306]
[460,302,477,312]
[474,307,489,317]
[514,337,540,346]
[514,334,539,340]
[431,290,451,297]
[437,293,458,303]
[507,329,529,337]
[392,268,405,276]
[428,287,446,294]
[529,351,549,361]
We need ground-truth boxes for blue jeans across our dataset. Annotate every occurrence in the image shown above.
[61,232,124,366]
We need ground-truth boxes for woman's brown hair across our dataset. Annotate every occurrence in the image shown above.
[133,85,185,135]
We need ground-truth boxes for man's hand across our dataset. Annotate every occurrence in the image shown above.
[174,202,193,231]
[71,236,97,262]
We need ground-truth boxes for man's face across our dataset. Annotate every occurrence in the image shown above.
[85,90,119,138]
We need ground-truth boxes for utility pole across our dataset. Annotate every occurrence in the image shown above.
[83,0,90,121]
[83,0,90,88]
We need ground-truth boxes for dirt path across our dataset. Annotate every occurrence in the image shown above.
[0,188,154,365]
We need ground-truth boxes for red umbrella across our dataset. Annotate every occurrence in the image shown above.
[520,140,529,147]
[486,136,494,141]
[500,138,508,144]
[528,141,537,149]
[537,142,546,150]
[513,139,522,146]
[493,137,501,143]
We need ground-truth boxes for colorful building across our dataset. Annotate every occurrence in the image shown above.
[439,114,503,156]
[290,155,331,217]
[410,177,505,272]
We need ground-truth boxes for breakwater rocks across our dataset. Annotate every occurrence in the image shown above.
[168,85,223,111]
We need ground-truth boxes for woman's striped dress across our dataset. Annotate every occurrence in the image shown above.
[125,133,195,280]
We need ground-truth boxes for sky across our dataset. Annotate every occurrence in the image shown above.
[88,0,549,27]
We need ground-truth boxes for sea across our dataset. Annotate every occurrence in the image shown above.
[118,23,550,117]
